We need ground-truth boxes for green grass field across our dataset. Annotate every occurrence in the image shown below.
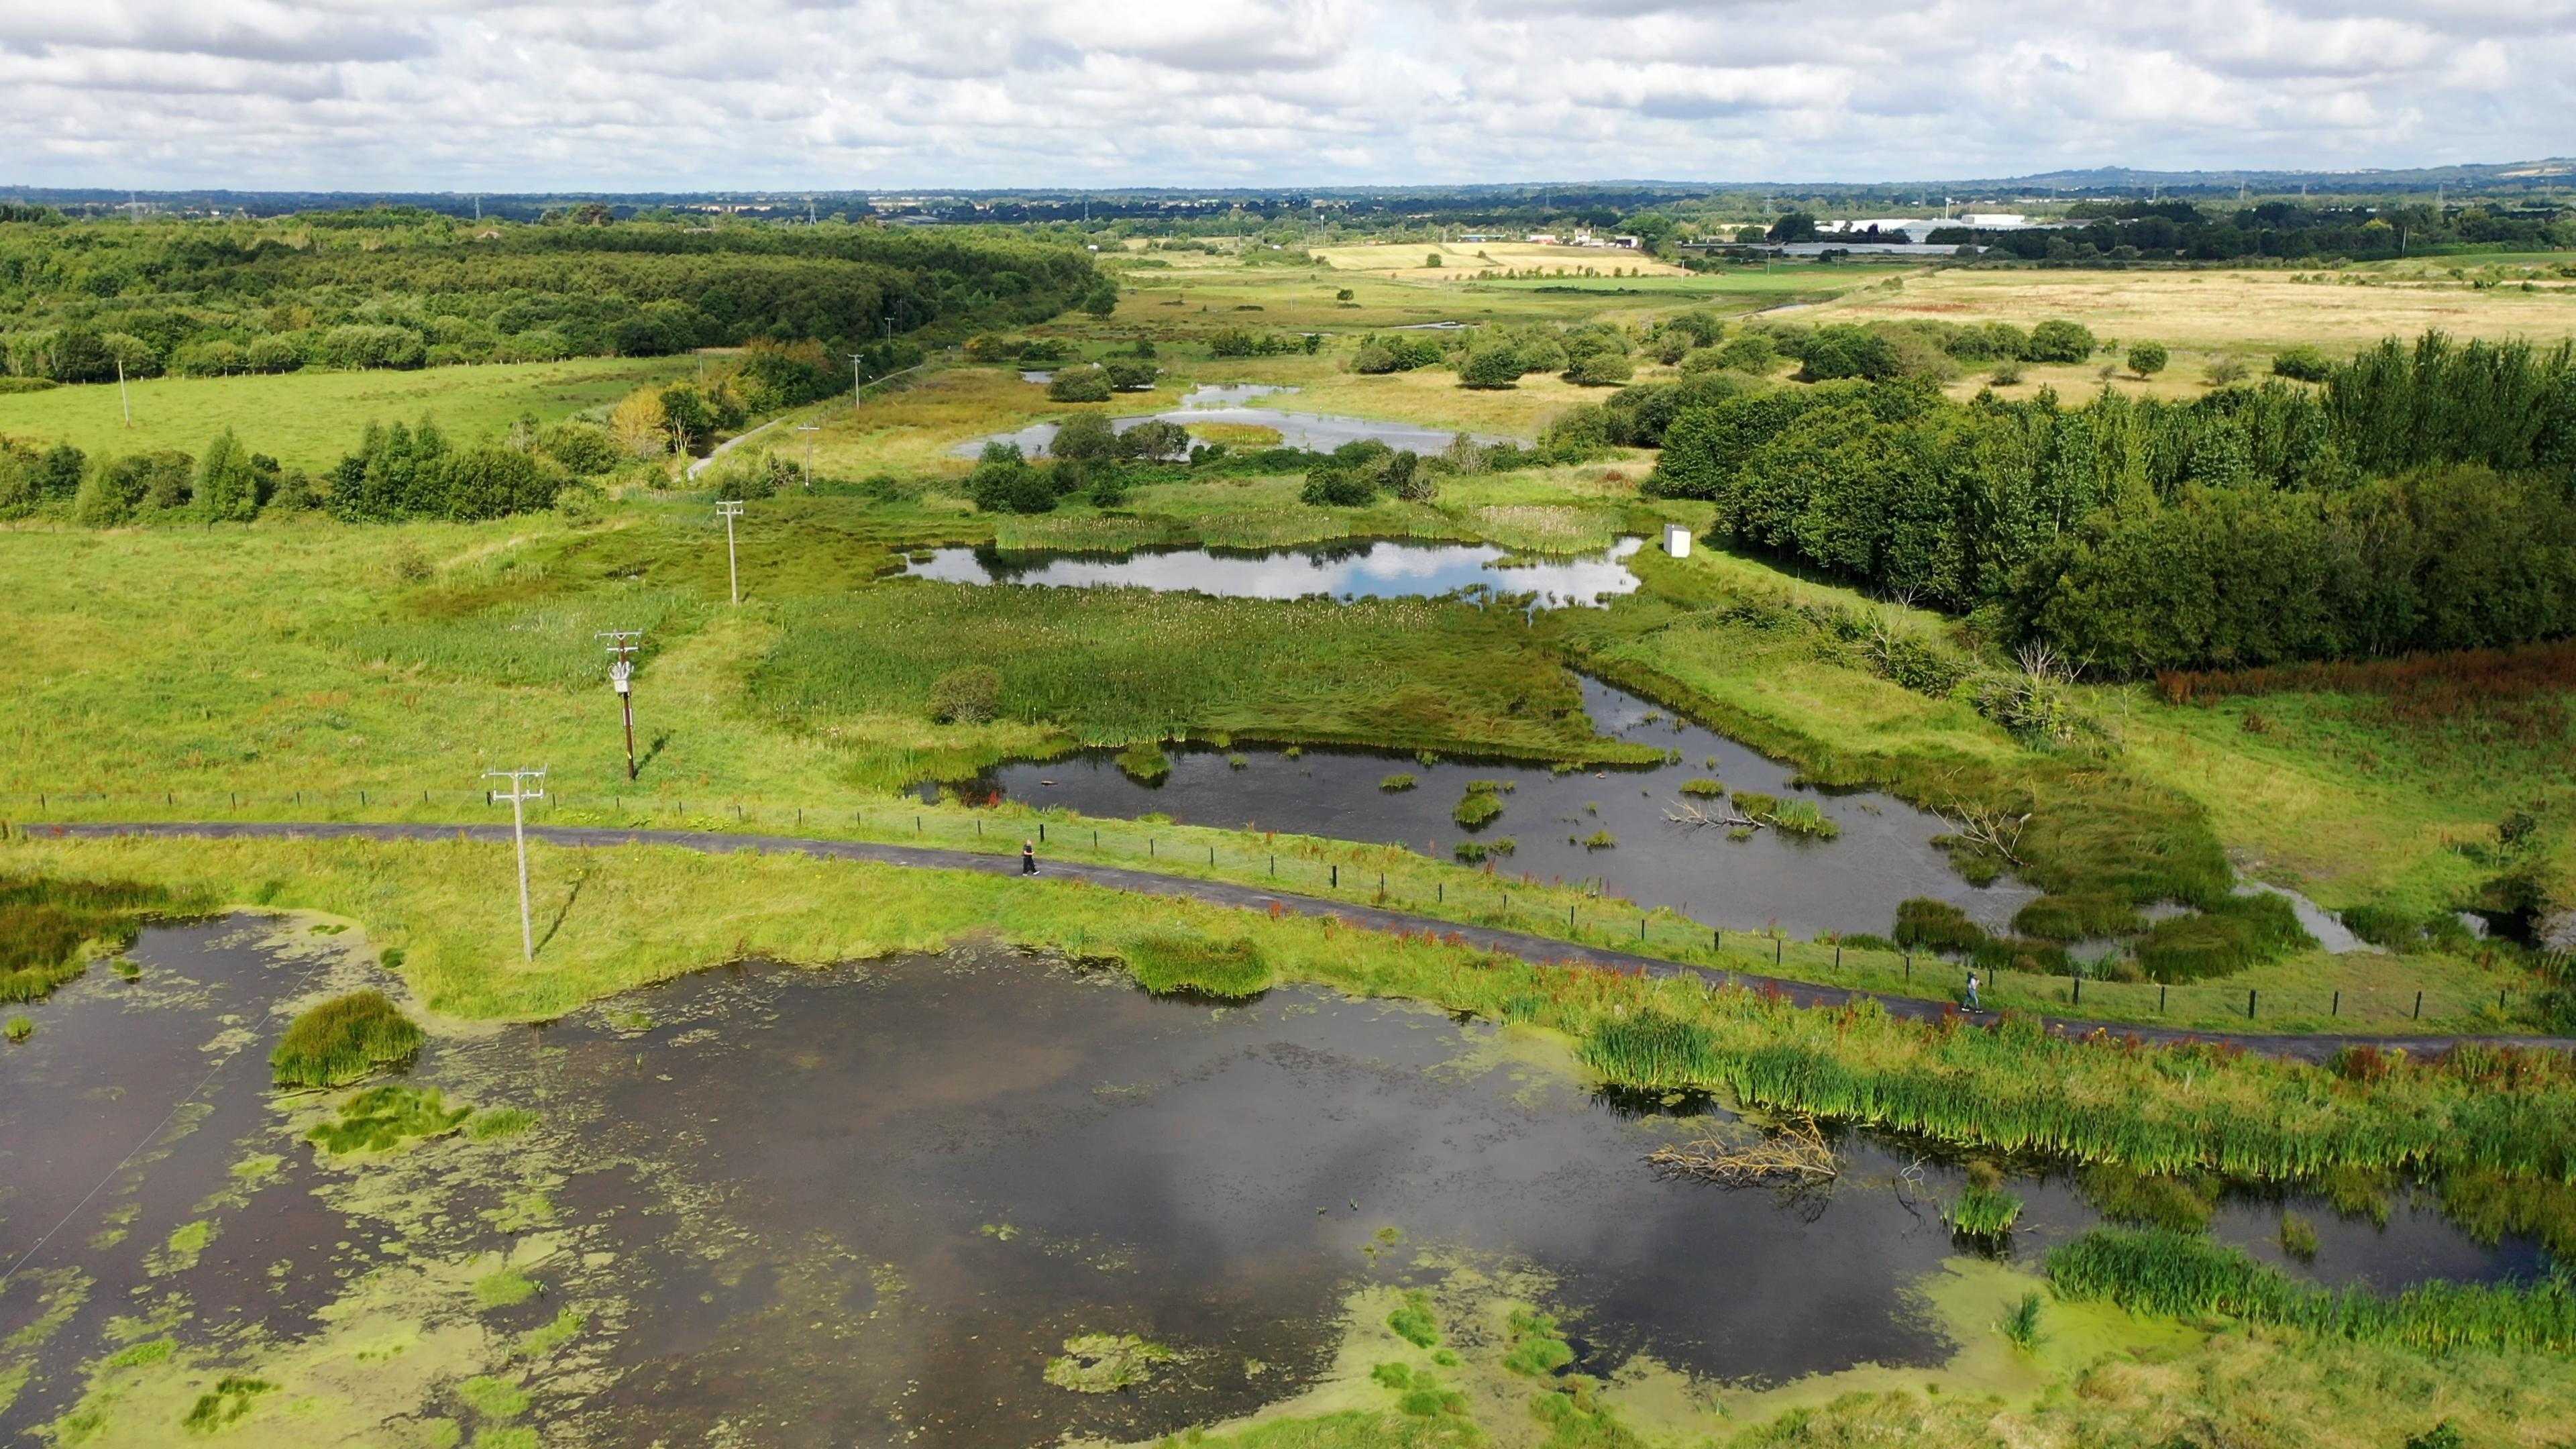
[0,355,700,472]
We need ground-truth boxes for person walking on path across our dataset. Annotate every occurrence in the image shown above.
[1964,971,1982,1012]
[1022,839,1038,875]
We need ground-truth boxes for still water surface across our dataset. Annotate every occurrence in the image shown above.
[0,924,2534,1445]
[904,537,1645,609]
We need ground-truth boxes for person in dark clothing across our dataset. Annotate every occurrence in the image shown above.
[1022,839,1038,875]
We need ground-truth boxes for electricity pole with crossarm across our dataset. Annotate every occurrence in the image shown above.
[597,631,641,779]
[716,500,745,604]
[484,767,547,961]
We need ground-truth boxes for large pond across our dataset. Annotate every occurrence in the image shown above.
[904,537,1646,609]
[953,383,1519,458]
[963,676,2034,938]
[0,922,2533,1444]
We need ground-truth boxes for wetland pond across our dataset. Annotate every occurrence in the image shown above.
[953,383,1521,458]
[960,676,2032,940]
[0,920,2538,1446]
[903,536,1645,610]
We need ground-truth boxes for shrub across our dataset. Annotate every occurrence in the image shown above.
[968,443,1056,514]
[1046,367,1113,402]
[2023,319,2097,364]
[2127,341,2169,378]
[1566,352,1634,386]
[927,665,1004,724]
[272,989,425,1089]
[1123,934,1271,998]
[2271,345,2334,382]
[1458,348,1525,389]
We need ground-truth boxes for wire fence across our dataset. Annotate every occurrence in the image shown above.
[3,784,2535,1034]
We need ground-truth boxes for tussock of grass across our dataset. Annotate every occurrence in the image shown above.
[1122,932,1272,999]
[1386,1290,1441,1349]
[270,989,425,1089]
[1943,1181,2024,1240]
[2049,1226,2576,1352]
[2137,894,2317,981]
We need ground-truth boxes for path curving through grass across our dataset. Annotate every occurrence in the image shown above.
[24,819,2574,1063]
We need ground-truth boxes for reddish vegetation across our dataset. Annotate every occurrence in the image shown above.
[2157,640,2576,743]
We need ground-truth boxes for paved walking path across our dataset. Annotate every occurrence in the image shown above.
[30,820,2575,1063]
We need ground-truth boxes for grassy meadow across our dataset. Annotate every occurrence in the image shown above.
[0,354,702,470]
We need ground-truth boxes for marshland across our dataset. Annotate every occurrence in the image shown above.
[5,194,2576,1444]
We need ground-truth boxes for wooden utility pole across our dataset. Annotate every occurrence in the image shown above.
[484,767,547,961]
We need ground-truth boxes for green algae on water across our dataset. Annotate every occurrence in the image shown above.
[1044,1333,1175,1393]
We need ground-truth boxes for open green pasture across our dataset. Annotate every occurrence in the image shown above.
[0,355,698,471]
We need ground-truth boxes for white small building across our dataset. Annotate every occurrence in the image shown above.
[1662,524,1692,558]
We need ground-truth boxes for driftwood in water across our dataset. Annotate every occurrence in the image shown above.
[1646,1116,1837,1187]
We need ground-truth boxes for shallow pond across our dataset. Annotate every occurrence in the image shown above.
[954,383,1519,458]
[0,924,2537,1444]
[904,536,1644,609]
[966,676,2035,938]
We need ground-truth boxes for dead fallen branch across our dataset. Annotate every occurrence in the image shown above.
[1646,1116,1838,1187]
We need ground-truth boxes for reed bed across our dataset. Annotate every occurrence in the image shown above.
[0,872,182,1002]
[2047,1227,2576,1354]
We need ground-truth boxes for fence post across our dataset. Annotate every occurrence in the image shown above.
[1040,822,1046,843]
[2073,975,2082,1006]
[1213,846,1218,866]
[1332,864,1338,888]
[2248,989,2257,1020]
[2501,987,2510,1014]
[2414,990,2423,1020]
[1150,838,1157,857]
[1271,855,1276,875]
[1774,938,1782,965]
[1640,918,1647,941]
[2332,989,2340,1016]
[1834,945,1841,969]
[916,815,922,834]
[1438,882,1442,903]
[1714,928,1721,952]
[2159,983,2167,1012]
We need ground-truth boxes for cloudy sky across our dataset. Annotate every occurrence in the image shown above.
[1,0,2567,190]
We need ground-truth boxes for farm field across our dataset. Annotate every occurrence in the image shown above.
[0,354,702,471]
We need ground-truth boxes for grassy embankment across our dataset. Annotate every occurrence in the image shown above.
[0,354,701,472]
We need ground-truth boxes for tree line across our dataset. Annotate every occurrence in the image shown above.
[1643,331,2576,672]
[0,213,1105,384]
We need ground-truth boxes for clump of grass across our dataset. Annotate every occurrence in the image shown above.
[1944,1181,2024,1241]
[1044,1333,1173,1393]
[1893,898,1986,954]
[1371,1361,1470,1417]
[1678,778,1726,798]
[2078,1164,2218,1232]
[467,1106,539,1141]
[1115,741,1171,784]
[271,989,424,1089]
[1763,798,1840,839]
[1387,1290,1441,1348]
[1580,828,1616,850]
[2135,893,2316,981]
[1998,1290,2045,1350]
[3,1015,30,1043]
[475,1267,539,1308]
[1730,790,1779,818]
[2281,1210,2322,1260]
[1122,933,1272,999]
[2013,893,2147,941]
[1501,1309,1575,1377]
[1580,1011,1717,1089]
[306,1084,472,1155]
[458,1374,530,1420]
[1454,781,1505,829]
[2048,1226,2576,1352]
[1453,841,1489,863]
[1227,753,1249,769]
[1380,772,1419,792]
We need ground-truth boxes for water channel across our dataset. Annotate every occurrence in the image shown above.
[0,922,2535,1444]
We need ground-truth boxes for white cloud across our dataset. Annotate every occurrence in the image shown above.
[0,0,2565,188]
